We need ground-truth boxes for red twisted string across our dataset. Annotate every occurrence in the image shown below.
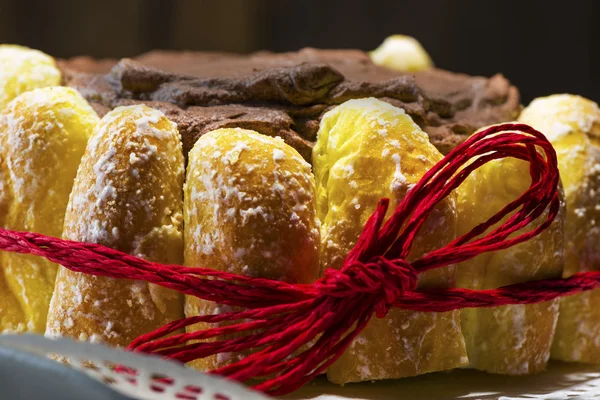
[0,123,596,395]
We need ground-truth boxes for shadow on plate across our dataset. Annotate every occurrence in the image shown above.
[286,362,600,400]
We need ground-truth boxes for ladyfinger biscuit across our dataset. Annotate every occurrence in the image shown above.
[456,124,565,374]
[519,94,600,362]
[184,128,320,370]
[0,87,98,333]
[313,98,467,384]
[45,105,184,345]
[0,45,61,111]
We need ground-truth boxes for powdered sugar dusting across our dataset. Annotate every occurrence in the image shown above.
[184,127,320,370]
[0,86,98,333]
[519,94,600,143]
[0,45,61,110]
[45,104,184,346]
[185,128,319,280]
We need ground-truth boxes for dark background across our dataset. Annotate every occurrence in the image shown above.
[0,0,598,104]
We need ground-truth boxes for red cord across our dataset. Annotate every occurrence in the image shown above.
[0,123,593,395]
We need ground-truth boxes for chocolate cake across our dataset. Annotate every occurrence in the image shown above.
[58,48,520,161]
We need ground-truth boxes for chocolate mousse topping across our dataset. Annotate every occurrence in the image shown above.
[58,48,520,161]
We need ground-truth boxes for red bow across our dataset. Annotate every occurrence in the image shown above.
[1,123,596,396]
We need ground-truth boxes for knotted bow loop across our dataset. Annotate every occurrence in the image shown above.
[368,257,417,317]
[358,123,561,273]
[321,257,418,317]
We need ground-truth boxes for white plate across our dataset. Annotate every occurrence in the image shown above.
[1,335,600,400]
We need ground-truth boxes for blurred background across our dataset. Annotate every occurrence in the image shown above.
[0,0,598,103]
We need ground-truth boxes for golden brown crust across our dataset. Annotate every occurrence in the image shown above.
[184,128,320,370]
[45,105,185,346]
